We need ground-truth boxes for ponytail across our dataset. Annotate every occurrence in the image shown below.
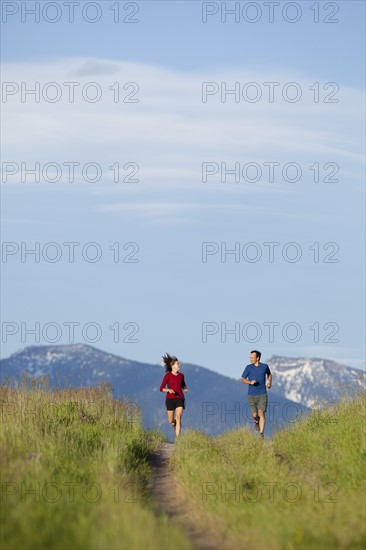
[162,352,178,373]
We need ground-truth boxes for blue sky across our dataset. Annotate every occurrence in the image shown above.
[1,0,365,376]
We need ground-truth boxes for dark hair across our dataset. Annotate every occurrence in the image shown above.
[162,352,178,373]
[251,350,261,360]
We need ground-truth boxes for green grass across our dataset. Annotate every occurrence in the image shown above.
[172,392,366,550]
[3,376,364,550]
[0,377,193,550]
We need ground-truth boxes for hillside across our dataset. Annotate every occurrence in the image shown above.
[2,380,364,550]
[0,382,192,550]
[172,392,366,549]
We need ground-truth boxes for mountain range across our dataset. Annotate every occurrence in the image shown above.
[1,344,364,439]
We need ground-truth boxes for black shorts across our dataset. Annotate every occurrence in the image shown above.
[165,398,185,411]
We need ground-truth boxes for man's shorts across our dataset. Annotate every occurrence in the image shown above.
[248,394,268,413]
[165,398,185,411]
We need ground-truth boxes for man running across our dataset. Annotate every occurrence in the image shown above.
[241,350,272,438]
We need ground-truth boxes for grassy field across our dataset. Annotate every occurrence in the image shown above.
[0,376,193,550]
[2,375,365,550]
[172,392,366,550]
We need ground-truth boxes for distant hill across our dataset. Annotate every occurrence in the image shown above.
[3,344,361,439]
[267,355,365,407]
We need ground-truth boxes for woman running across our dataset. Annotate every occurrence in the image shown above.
[160,353,188,437]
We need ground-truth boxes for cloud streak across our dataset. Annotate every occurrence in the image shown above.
[2,57,364,169]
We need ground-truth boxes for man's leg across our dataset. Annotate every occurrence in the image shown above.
[258,409,266,434]
[252,410,260,431]
[258,394,268,436]
[248,396,260,431]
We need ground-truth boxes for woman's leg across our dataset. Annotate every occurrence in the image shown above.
[167,409,174,425]
[175,406,183,436]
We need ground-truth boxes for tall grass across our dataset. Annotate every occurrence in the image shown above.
[172,392,366,550]
[0,377,193,550]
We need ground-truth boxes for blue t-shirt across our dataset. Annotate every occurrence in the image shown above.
[242,363,271,396]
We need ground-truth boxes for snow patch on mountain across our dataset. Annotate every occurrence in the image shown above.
[268,355,364,408]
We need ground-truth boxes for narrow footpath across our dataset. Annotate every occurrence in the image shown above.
[149,442,231,550]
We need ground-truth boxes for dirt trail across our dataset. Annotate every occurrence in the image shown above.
[149,442,229,550]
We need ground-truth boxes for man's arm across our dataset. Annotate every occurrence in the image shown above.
[266,371,272,389]
[242,377,255,385]
[241,366,255,385]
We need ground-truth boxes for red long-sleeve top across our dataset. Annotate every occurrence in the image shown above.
[160,372,187,399]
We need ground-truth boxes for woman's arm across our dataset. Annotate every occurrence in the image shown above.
[182,375,188,392]
[160,374,169,393]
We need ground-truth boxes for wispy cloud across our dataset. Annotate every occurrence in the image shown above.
[2,57,364,170]
[2,56,364,225]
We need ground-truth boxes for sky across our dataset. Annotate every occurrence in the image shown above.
[1,0,365,377]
